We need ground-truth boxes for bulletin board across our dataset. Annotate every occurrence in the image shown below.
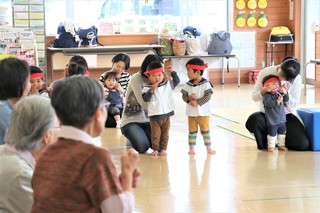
[12,0,46,68]
[229,31,256,68]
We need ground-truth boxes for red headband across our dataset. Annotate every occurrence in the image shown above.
[186,63,208,70]
[30,73,43,79]
[263,77,279,86]
[144,68,164,76]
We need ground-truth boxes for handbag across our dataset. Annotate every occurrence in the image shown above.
[207,31,233,54]
[52,21,79,48]
[184,32,204,55]
[77,26,103,47]
[158,38,173,56]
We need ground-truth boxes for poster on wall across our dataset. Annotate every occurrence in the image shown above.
[12,1,46,69]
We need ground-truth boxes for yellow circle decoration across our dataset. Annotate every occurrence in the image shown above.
[247,0,257,10]
[236,12,246,28]
[247,11,256,27]
[258,0,268,9]
[236,0,246,10]
[258,12,268,28]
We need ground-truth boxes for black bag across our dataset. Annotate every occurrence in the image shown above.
[52,22,79,48]
[207,31,233,54]
[77,26,103,46]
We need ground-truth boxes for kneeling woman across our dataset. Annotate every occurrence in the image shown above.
[246,57,309,151]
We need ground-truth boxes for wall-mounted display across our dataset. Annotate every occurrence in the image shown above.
[12,1,46,69]
[247,0,257,10]
[258,11,268,28]
[236,0,246,10]
[258,0,268,9]
[247,11,256,27]
[236,11,246,28]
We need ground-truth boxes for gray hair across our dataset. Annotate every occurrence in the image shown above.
[51,76,104,128]
[5,95,55,152]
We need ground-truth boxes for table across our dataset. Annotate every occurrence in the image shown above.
[47,45,162,83]
[304,59,320,95]
[162,54,240,87]
[265,41,294,66]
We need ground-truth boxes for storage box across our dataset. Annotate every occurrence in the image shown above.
[297,108,320,151]
[249,70,260,84]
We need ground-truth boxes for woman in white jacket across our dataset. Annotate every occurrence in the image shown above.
[245,57,310,150]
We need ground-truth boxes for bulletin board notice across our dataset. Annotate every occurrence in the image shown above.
[229,31,256,68]
[12,0,46,68]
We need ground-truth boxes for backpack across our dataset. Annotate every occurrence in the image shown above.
[207,31,233,54]
[77,26,103,47]
[52,22,79,48]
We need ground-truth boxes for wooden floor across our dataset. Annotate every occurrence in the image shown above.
[100,83,320,213]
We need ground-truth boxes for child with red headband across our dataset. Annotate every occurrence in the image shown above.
[29,65,49,98]
[181,58,215,155]
[142,61,180,156]
[262,74,289,152]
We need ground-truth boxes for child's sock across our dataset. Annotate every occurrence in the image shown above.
[116,120,121,128]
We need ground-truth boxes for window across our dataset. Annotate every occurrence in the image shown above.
[45,0,230,35]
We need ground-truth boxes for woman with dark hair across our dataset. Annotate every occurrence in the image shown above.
[100,53,131,127]
[246,57,310,151]
[100,52,131,94]
[0,58,31,145]
[121,54,173,153]
[49,54,89,92]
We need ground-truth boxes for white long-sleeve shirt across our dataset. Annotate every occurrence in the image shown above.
[252,65,303,124]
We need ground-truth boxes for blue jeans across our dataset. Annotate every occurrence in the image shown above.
[121,122,151,153]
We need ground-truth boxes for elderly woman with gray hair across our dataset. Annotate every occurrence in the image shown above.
[31,76,140,213]
[0,95,59,213]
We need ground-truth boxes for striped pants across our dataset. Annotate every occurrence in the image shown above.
[188,116,211,146]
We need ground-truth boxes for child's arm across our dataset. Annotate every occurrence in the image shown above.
[142,82,159,102]
[142,87,153,102]
[170,71,180,89]
[181,89,189,103]
[196,88,213,106]
[282,93,289,102]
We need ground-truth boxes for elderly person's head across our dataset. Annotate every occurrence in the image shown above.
[4,95,58,152]
[0,58,31,102]
[277,57,301,82]
[50,76,106,137]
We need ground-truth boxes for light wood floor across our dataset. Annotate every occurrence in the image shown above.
[101,83,320,213]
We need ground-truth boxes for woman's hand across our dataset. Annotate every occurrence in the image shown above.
[278,85,287,95]
[115,83,125,94]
